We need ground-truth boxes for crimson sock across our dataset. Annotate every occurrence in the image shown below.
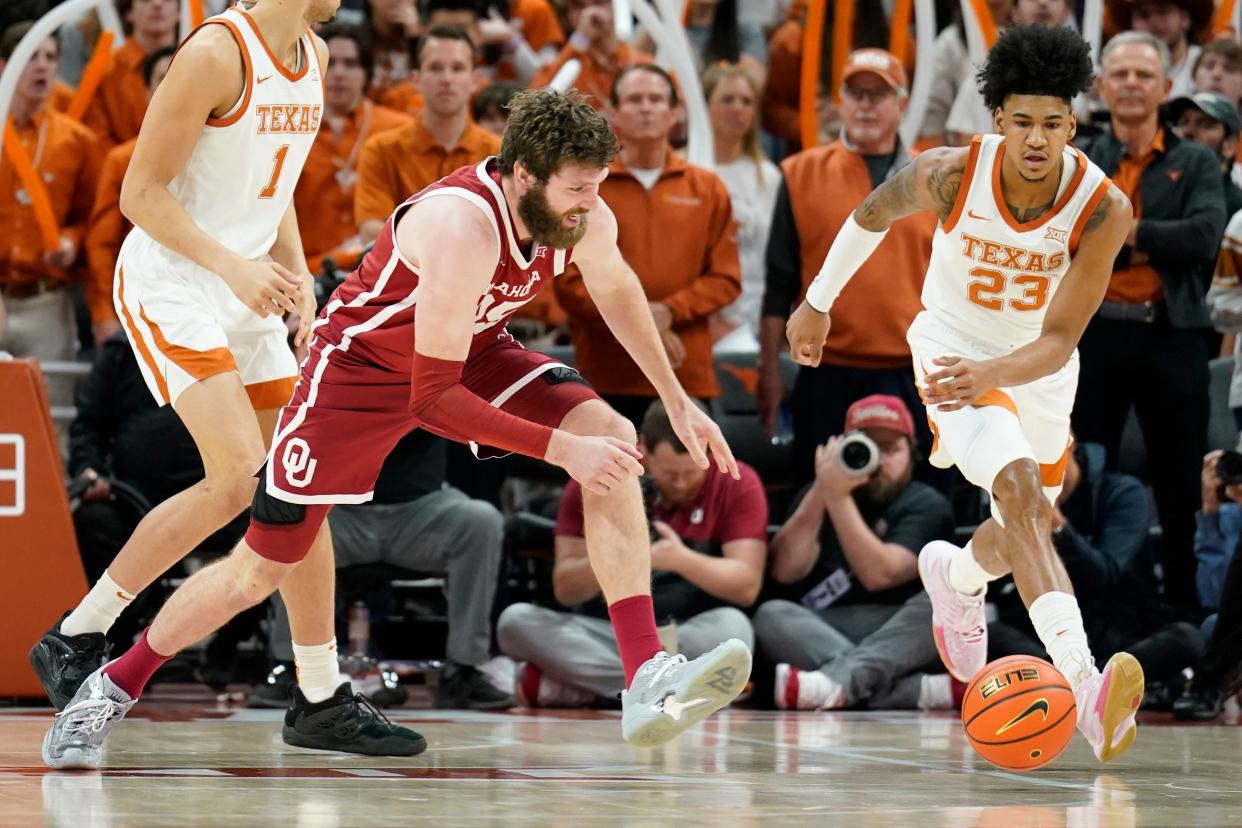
[102,628,172,699]
[607,594,663,687]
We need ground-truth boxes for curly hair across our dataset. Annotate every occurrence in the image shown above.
[497,89,619,182]
[977,24,1095,112]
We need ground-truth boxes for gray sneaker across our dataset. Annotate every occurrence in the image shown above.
[41,667,135,770]
[621,639,752,748]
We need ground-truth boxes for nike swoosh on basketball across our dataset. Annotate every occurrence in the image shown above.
[656,696,709,721]
[257,75,273,84]
[967,209,989,221]
[995,698,1050,736]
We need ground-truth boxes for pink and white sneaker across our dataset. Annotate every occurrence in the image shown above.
[514,662,596,708]
[918,541,987,683]
[774,664,846,710]
[1075,652,1145,762]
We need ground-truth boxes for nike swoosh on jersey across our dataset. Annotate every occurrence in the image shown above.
[656,696,710,721]
[967,209,989,221]
[257,75,273,84]
[995,698,1051,735]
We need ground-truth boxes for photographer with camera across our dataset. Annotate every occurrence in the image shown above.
[754,395,957,710]
[497,400,767,707]
[1175,448,1242,718]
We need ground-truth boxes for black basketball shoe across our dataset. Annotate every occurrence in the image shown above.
[283,682,428,756]
[28,613,112,711]
[434,663,517,711]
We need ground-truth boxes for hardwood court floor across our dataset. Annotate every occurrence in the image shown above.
[1,688,1240,827]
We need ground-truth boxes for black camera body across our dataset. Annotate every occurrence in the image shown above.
[1217,450,1242,501]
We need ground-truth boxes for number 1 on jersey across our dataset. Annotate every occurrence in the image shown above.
[259,144,290,199]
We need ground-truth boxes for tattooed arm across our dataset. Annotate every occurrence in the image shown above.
[854,145,970,230]
[922,186,1133,409]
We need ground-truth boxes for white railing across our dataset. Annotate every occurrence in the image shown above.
[0,0,124,131]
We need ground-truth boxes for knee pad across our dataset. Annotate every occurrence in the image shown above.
[245,480,331,564]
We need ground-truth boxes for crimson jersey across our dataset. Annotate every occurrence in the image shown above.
[311,157,574,373]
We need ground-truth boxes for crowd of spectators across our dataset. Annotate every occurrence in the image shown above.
[2,0,1240,718]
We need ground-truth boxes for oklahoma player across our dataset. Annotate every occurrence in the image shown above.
[787,26,1144,762]
[42,89,752,767]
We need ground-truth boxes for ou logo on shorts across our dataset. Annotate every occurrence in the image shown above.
[283,437,317,488]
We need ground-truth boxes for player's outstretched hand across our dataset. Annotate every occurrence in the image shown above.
[786,301,831,367]
[922,356,999,411]
[666,395,740,480]
[547,432,644,496]
[292,272,318,346]
[227,260,303,318]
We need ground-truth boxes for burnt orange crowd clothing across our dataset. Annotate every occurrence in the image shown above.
[763,19,804,151]
[781,142,934,368]
[0,110,101,289]
[297,102,413,273]
[354,119,500,228]
[49,81,77,116]
[511,0,565,53]
[530,41,655,109]
[554,150,740,399]
[84,139,136,325]
[1104,128,1165,305]
[82,39,155,147]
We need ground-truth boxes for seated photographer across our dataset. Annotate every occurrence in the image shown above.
[991,441,1204,690]
[497,400,767,707]
[1175,449,1242,718]
[250,430,515,711]
[754,395,957,710]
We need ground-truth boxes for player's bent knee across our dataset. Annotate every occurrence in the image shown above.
[992,458,1051,525]
[244,484,331,565]
[230,546,293,606]
[496,603,543,654]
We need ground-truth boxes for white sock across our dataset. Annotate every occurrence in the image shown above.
[1029,591,1097,690]
[946,542,997,596]
[293,639,342,703]
[60,570,135,637]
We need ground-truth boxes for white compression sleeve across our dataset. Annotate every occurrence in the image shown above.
[803,214,889,312]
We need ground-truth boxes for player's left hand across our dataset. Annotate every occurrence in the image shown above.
[650,521,687,572]
[665,395,740,479]
[291,273,317,347]
[922,356,999,411]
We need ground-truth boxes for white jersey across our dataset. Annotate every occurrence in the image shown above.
[920,133,1111,352]
[136,5,323,263]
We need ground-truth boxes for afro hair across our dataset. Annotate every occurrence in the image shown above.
[977,24,1095,113]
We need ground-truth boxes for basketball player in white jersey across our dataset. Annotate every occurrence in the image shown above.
[786,26,1144,762]
[34,0,425,764]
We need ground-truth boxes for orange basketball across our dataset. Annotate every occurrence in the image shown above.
[961,656,1077,771]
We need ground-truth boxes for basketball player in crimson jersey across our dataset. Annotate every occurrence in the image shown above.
[787,26,1145,762]
[43,89,752,766]
[38,0,432,768]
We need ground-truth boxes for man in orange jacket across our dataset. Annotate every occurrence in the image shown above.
[0,23,101,406]
[354,27,499,243]
[84,0,179,147]
[295,23,412,275]
[757,49,936,487]
[85,45,175,347]
[556,64,740,425]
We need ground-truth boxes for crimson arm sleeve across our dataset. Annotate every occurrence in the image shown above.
[409,353,553,459]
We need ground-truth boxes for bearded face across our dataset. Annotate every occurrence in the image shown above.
[516,179,589,250]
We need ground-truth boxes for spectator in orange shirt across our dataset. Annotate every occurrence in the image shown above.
[0,23,102,405]
[355,27,500,243]
[555,64,740,425]
[296,24,412,276]
[530,0,655,108]
[83,0,178,147]
[84,45,174,347]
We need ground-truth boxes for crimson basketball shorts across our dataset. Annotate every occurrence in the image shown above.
[262,336,598,505]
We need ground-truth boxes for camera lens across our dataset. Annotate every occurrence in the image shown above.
[840,440,872,471]
[837,432,879,476]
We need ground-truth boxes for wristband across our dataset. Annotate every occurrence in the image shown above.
[804,214,889,312]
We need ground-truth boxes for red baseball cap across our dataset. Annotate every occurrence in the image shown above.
[841,48,907,92]
[845,394,915,439]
